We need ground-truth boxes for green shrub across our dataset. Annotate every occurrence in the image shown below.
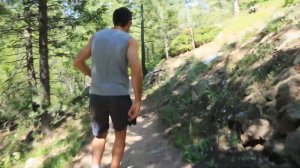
[169,29,193,56]
[194,27,220,47]
[169,27,220,57]
[146,53,164,71]
[284,0,295,7]
[240,0,270,9]
[183,139,210,163]
[263,17,291,34]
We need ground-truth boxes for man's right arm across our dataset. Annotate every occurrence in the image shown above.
[127,38,143,119]
[73,37,92,77]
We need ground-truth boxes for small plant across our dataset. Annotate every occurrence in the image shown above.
[169,27,220,56]
[194,27,220,46]
[263,17,291,34]
[230,133,239,146]
[283,0,295,7]
[241,0,270,9]
[183,139,210,163]
[162,105,180,124]
[169,30,193,56]
[208,159,217,168]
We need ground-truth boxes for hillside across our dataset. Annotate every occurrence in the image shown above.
[144,1,300,167]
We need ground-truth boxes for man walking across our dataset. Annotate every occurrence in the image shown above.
[73,7,143,168]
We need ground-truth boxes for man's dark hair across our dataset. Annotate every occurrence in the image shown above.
[113,7,132,27]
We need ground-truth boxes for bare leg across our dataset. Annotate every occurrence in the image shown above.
[92,132,108,166]
[111,129,127,168]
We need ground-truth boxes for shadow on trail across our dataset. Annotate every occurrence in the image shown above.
[100,102,189,168]
[141,40,300,167]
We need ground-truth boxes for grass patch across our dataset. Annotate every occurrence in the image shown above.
[232,43,273,77]
[183,139,210,163]
[240,0,271,9]
[263,16,292,34]
[0,105,90,168]
[219,0,284,44]
[241,30,258,44]
[42,113,91,168]
[169,27,220,56]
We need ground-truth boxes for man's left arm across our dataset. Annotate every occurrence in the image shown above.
[73,38,92,77]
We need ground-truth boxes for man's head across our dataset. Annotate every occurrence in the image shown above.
[113,7,132,32]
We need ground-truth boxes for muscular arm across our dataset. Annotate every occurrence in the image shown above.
[127,38,143,103]
[73,38,92,77]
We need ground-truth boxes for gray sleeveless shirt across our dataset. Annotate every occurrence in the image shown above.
[89,28,131,96]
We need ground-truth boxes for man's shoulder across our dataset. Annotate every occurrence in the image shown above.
[95,28,110,34]
[128,38,138,45]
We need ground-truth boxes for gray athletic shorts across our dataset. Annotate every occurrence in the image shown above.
[89,94,136,138]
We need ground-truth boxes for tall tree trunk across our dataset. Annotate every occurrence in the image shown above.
[234,0,240,15]
[164,34,169,59]
[38,0,50,108]
[23,1,37,111]
[151,43,155,59]
[24,28,36,87]
[146,46,150,62]
[159,6,169,59]
[185,0,196,49]
[140,2,148,76]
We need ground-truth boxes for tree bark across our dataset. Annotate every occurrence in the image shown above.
[151,43,155,59]
[23,0,38,111]
[185,0,196,49]
[140,2,148,76]
[38,0,51,107]
[146,46,150,62]
[234,0,240,15]
[24,28,37,86]
[164,34,169,59]
[159,4,169,60]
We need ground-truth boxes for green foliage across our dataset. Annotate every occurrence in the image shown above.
[205,86,238,112]
[194,27,220,46]
[0,119,35,168]
[169,29,192,56]
[233,43,273,77]
[263,17,291,34]
[169,27,220,56]
[0,3,10,15]
[283,0,295,7]
[230,133,239,146]
[162,105,180,124]
[240,0,270,9]
[42,114,91,168]
[183,139,210,163]
[146,53,164,71]
[208,159,217,168]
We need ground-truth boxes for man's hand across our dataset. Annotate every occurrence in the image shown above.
[128,101,141,120]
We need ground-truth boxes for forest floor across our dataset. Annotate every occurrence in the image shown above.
[71,98,192,168]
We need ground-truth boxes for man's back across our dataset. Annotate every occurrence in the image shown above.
[90,28,131,96]
[73,7,143,168]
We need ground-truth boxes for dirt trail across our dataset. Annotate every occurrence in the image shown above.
[71,99,192,168]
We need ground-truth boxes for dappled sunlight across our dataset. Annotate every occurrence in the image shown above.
[2,0,300,167]
[70,101,190,168]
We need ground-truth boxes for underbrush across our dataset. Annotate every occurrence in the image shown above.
[169,27,220,56]
[0,94,89,168]
[145,6,300,166]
